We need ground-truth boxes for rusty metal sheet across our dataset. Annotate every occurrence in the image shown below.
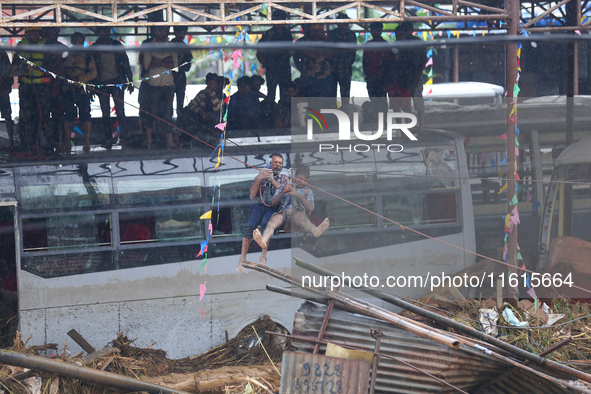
[279,351,370,394]
[292,302,572,394]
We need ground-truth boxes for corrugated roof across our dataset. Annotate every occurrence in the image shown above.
[291,302,573,394]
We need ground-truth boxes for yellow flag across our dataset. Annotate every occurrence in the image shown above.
[425,78,433,85]
[498,168,506,179]
[498,182,507,194]
[200,210,212,220]
[517,47,521,58]
[509,104,517,117]
[505,214,511,227]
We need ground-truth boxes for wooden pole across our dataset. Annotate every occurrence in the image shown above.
[506,0,519,272]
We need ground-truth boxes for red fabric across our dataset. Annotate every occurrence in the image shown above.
[387,84,412,108]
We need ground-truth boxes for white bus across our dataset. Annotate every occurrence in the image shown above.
[5,129,475,358]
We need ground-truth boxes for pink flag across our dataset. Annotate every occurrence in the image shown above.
[425,57,433,67]
[215,122,226,131]
[200,282,207,301]
[480,151,488,164]
[209,221,213,235]
[527,286,537,299]
[526,190,532,203]
[510,205,520,226]
[515,147,519,156]
[498,133,507,139]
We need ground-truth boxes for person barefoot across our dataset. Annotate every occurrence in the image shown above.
[253,229,269,265]
[236,260,245,272]
[314,218,330,237]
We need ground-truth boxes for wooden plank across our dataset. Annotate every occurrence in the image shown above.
[67,329,95,354]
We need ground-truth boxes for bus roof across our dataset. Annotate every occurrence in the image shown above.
[555,134,591,167]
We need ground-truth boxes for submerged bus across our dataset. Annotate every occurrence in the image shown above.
[537,135,591,299]
[2,129,475,358]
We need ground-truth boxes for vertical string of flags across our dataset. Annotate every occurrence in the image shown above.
[196,26,250,316]
[424,46,434,95]
[502,28,540,306]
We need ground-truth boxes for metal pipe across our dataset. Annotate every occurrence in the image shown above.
[369,329,384,394]
[0,350,187,394]
[313,300,335,355]
[293,257,591,384]
[265,284,359,314]
[472,337,574,393]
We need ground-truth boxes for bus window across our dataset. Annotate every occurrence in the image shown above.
[382,192,458,227]
[22,251,115,278]
[115,177,203,207]
[113,158,205,207]
[119,207,204,245]
[16,164,111,211]
[22,213,111,252]
[321,196,377,230]
[375,146,458,191]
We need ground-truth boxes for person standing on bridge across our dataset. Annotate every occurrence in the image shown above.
[62,32,97,153]
[172,26,193,116]
[256,10,293,102]
[91,26,134,149]
[143,26,179,149]
[328,13,357,103]
[16,27,54,154]
[388,22,427,135]
[0,49,15,150]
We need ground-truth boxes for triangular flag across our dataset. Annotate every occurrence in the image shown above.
[490,159,496,170]
[199,281,207,301]
[425,57,433,67]
[509,194,518,205]
[533,199,541,211]
[196,240,208,257]
[426,48,433,58]
[509,104,517,117]
[526,286,537,299]
[215,123,226,131]
[511,205,520,224]
[200,210,212,219]
[481,151,488,164]
[498,133,507,139]
[526,190,533,203]
[425,78,433,85]
[498,183,507,193]
[498,168,506,179]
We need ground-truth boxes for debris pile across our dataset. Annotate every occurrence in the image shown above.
[0,317,288,394]
[415,296,591,370]
[243,259,591,394]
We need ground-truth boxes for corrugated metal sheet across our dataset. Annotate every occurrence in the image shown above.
[291,302,573,394]
[279,352,370,394]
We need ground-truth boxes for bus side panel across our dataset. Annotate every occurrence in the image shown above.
[120,296,211,359]
[47,304,119,353]
[19,309,45,349]
[211,291,301,339]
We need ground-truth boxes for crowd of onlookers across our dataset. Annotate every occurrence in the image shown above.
[0,15,426,154]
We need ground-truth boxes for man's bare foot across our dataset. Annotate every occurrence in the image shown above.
[236,260,245,272]
[253,229,267,249]
[259,252,267,266]
[313,218,330,237]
